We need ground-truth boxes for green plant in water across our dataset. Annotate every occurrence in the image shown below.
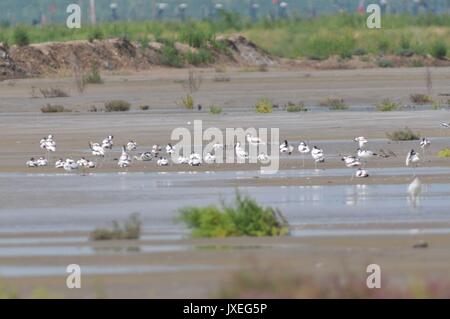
[286,102,308,112]
[319,98,348,110]
[437,148,450,158]
[209,105,223,115]
[376,99,401,112]
[255,98,273,113]
[179,192,289,238]
[90,213,141,241]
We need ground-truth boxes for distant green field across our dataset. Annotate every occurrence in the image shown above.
[1,14,449,61]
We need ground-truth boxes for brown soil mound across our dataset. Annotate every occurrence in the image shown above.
[0,42,27,81]
[1,35,278,79]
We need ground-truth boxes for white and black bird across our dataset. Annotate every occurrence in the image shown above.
[26,158,37,168]
[235,143,249,160]
[36,157,48,167]
[298,142,311,167]
[280,140,294,155]
[55,159,65,169]
[355,168,369,178]
[152,145,162,156]
[420,138,431,158]
[357,149,378,163]
[406,149,420,167]
[311,146,325,169]
[126,141,138,152]
[440,122,450,129]
[134,152,153,162]
[157,157,169,167]
[166,143,175,154]
[63,159,79,172]
[342,155,361,168]
[204,152,216,164]
[89,142,105,157]
[118,146,131,168]
[246,134,264,146]
[177,156,189,164]
[189,153,202,167]
[102,135,114,150]
[354,136,368,149]
[257,153,270,163]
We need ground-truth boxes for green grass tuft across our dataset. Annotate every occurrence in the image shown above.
[90,213,141,241]
[437,148,450,158]
[179,192,289,238]
[255,98,273,113]
[377,99,401,112]
[104,100,131,112]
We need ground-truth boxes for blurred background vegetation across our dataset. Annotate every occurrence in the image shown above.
[0,1,449,61]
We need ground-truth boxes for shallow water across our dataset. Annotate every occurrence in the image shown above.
[0,169,450,234]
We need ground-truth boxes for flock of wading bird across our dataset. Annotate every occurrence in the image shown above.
[25,128,445,180]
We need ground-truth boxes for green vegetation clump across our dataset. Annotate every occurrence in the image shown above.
[179,192,289,238]
[410,94,433,105]
[12,26,29,46]
[376,99,401,112]
[386,127,420,141]
[90,213,141,241]
[437,148,450,158]
[255,98,273,113]
[84,64,103,84]
[431,40,448,60]
[180,94,194,110]
[104,100,131,112]
[209,105,223,115]
[40,104,71,113]
[88,28,104,42]
[320,98,348,110]
[286,102,307,112]
[186,48,214,66]
[377,59,394,68]
[160,39,184,68]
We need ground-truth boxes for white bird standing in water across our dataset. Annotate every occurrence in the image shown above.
[355,168,369,178]
[118,146,131,168]
[408,177,422,208]
[298,142,310,167]
[420,138,430,159]
[354,136,368,149]
[406,149,420,166]
[311,146,325,170]
[40,135,56,161]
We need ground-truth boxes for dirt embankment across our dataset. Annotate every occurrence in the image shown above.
[0,35,277,80]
